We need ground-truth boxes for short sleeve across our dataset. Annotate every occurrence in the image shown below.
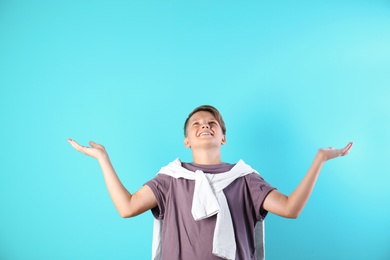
[245,173,276,221]
[144,174,171,220]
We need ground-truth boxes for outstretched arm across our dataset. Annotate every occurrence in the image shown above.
[263,142,353,218]
[68,139,157,218]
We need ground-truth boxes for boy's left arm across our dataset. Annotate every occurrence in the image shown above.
[262,142,353,218]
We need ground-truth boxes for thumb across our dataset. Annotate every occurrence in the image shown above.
[89,141,104,150]
[89,141,98,147]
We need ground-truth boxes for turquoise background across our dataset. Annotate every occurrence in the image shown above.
[1,1,389,259]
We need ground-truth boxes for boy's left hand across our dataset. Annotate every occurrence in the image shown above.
[318,142,353,162]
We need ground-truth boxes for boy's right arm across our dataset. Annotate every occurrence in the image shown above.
[68,139,157,218]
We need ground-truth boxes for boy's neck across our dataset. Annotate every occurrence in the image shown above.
[191,149,222,165]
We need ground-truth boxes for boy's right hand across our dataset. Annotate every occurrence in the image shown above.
[317,142,353,162]
[68,139,107,160]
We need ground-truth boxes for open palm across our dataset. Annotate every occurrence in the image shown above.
[68,139,106,160]
[318,142,353,161]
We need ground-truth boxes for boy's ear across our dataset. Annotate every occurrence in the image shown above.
[184,137,191,148]
[221,135,226,145]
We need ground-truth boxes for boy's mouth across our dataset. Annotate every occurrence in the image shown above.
[199,131,213,137]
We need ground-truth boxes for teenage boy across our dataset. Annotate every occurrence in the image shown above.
[68,105,353,260]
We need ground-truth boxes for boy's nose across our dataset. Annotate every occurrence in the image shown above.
[202,124,210,129]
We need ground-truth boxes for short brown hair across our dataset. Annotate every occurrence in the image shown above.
[184,105,226,136]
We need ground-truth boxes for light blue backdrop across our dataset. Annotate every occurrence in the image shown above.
[1,1,389,259]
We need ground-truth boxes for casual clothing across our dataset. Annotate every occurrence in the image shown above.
[151,159,259,260]
[145,159,275,260]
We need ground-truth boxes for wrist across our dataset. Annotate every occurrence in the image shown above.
[315,151,327,164]
[97,151,110,163]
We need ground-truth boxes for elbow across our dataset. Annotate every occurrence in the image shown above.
[287,213,299,219]
[119,212,136,218]
[119,212,131,218]
[284,209,301,219]
[118,209,136,218]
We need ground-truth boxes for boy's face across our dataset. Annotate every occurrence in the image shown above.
[184,111,226,149]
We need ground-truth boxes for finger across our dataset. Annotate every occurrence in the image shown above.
[68,139,88,153]
[68,139,79,149]
[72,142,85,152]
[340,142,353,156]
[68,138,79,145]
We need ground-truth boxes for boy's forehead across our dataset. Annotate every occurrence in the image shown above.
[189,111,216,121]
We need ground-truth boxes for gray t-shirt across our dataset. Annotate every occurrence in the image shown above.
[145,162,275,260]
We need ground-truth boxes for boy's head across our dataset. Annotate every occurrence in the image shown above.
[184,105,226,137]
